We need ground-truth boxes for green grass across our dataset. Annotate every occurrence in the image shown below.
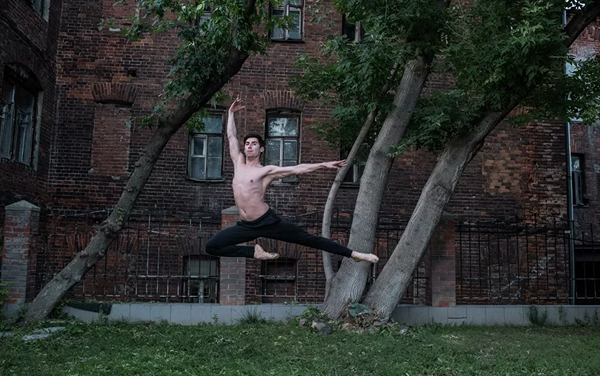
[1,321,600,375]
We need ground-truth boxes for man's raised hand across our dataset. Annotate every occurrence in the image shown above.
[323,160,347,170]
[229,94,245,113]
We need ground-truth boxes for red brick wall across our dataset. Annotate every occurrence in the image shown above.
[567,18,600,227]
[0,0,61,228]
[45,0,571,227]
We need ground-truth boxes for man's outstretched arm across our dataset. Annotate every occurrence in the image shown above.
[265,160,347,180]
[227,95,244,163]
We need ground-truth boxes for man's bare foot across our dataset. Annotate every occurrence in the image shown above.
[351,251,379,264]
[253,244,279,260]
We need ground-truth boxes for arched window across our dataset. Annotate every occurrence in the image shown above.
[264,108,301,182]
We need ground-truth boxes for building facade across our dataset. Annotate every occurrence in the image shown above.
[1,1,599,307]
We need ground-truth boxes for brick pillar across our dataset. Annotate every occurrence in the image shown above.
[218,206,246,305]
[426,215,456,307]
[2,200,40,314]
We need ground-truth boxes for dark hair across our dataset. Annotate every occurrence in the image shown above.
[243,133,265,148]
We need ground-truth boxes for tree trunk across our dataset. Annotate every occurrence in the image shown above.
[362,2,600,320]
[322,108,378,297]
[363,109,509,318]
[25,49,250,322]
[322,56,430,318]
[321,64,400,298]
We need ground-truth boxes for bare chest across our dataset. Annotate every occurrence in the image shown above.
[233,168,265,188]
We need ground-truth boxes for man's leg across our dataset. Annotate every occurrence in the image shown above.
[206,224,278,259]
[262,219,378,262]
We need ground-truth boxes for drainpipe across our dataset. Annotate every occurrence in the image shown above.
[563,9,576,305]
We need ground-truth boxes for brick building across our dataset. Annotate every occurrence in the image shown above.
[1,1,599,308]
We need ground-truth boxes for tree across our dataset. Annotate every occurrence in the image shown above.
[292,0,600,319]
[24,0,293,322]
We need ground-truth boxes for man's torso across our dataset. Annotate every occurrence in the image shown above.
[232,162,271,221]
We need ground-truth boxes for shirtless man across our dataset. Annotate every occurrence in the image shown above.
[205,95,379,263]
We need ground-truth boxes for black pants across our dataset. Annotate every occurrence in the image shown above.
[206,209,353,258]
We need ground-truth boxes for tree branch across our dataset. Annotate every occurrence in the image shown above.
[564,2,600,47]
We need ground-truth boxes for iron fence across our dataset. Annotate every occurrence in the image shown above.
[456,216,600,305]
[34,209,428,304]
[34,208,600,306]
[35,210,222,303]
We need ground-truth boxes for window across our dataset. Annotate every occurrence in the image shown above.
[188,112,224,181]
[265,110,300,182]
[182,256,219,303]
[260,257,298,303]
[342,15,365,43]
[30,0,49,19]
[343,162,365,184]
[271,0,303,41]
[574,245,600,305]
[1,79,37,166]
[342,146,368,184]
[572,154,585,206]
[194,3,212,29]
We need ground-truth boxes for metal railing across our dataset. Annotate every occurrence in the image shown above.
[456,216,600,305]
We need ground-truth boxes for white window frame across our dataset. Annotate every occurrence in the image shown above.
[188,112,224,181]
[572,154,585,206]
[271,0,303,41]
[265,110,300,183]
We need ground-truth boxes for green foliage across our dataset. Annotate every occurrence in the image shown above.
[348,302,371,317]
[237,307,268,324]
[290,0,450,151]
[294,0,600,156]
[446,1,567,109]
[111,0,296,127]
[0,281,10,309]
[517,55,600,125]
[528,306,548,326]
[574,309,600,326]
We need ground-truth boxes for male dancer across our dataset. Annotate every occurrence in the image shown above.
[205,95,379,263]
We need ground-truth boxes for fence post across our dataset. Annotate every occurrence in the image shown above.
[1,200,40,315]
[426,214,456,307]
[218,206,246,305]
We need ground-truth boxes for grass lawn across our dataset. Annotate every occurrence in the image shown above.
[1,320,599,375]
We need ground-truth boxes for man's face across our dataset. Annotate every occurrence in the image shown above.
[244,137,264,158]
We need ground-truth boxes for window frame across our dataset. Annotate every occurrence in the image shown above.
[341,144,368,185]
[187,111,225,182]
[341,15,365,43]
[264,109,301,183]
[0,78,38,167]
[270,0,304,41]
[259,257,298,303]
[343,163,366,184]
[571,154,586,206]
[181,255,220,303]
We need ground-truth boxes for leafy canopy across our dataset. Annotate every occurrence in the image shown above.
[293,0,600,155]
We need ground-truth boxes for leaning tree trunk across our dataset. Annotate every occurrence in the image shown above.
[322,108,378,297]
[25,49,250,322]
[363,109,510,318]
[362,2,600,320]
[321,64,400,298]
[322,56,430,318]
